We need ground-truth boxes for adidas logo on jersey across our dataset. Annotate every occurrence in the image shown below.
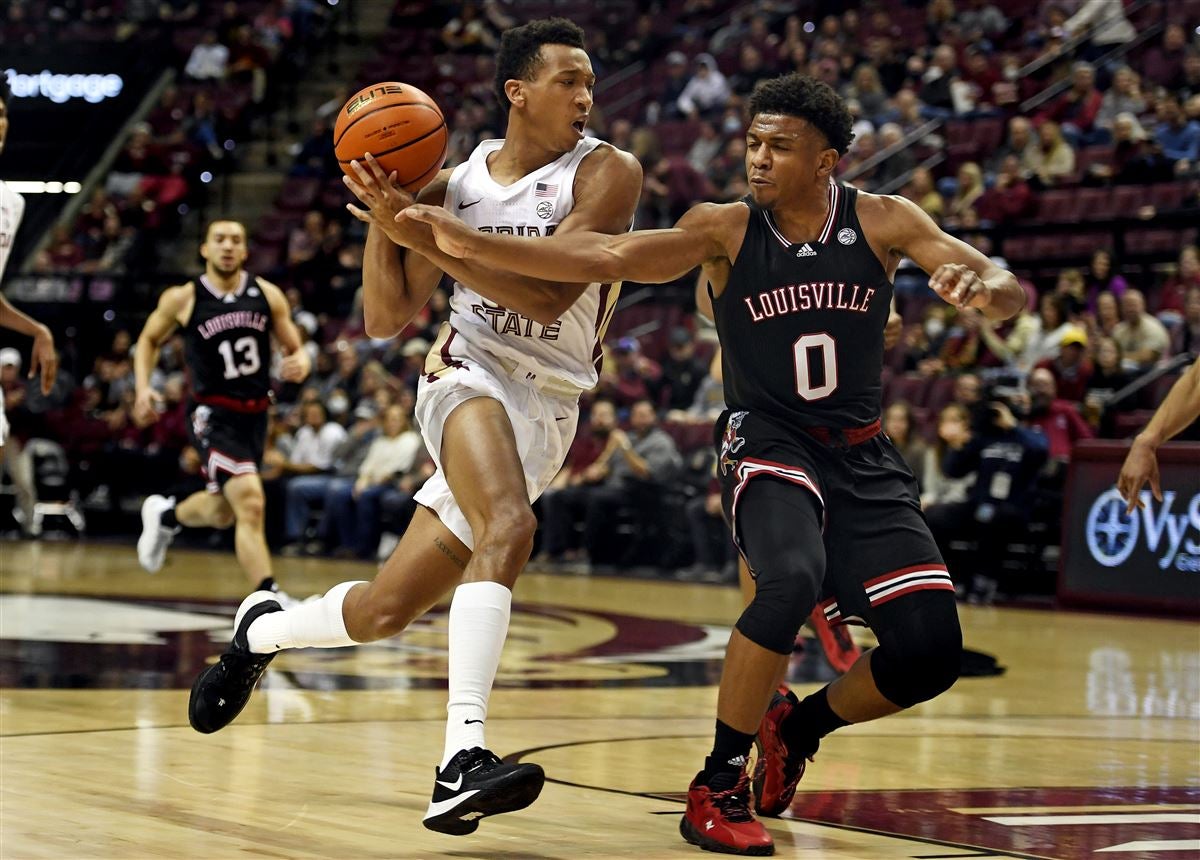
[795,244,817,258]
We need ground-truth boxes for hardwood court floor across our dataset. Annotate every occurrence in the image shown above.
[1,541,1197,859]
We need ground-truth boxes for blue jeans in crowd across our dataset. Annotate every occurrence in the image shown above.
[327,481,412,558]
[284,474,351,543]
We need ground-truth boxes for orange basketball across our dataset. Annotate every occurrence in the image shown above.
[333,82,448,193]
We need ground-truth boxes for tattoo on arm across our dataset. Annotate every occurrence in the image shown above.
[434,537,467,570]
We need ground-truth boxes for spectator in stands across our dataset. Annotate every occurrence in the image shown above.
[1036,327,1093,402]
[686,122,724,174]
[1153,94,1200,174]
[729,45,770,100]
[904,165,945,221]
[291,116,337,178]
[1114,289,1172,370]
[927,389,1049,601]
[1182,51,1200,101]
[959,0,1007,44]
[904,305,951,375]
[920,44,963,114]
[953,372,983,410]
[655,51,693,122]
[1025,120,1076,187]
[939,307,987,370]
[1064,0,1135,60]
[1174,287,1200,355]
[542,399,681,567]
[184,30,228,81]
[320,345,362,405]
[1096,66,1146,131]
[840,130,879,187]
[920,403,976,509]
[976,155,1035,224]
[539,399,616,563]
[657,327,707,412]
[1083,336,1136,432]
[325,404,424,559]
[1158,245,1200,320]
[677,53,731,120]
[287,210,325,269]
[989,116,1036,175]
[1084,249,1128,306]
[684,477,737,583]
[615,14,666,67]
[1142,23,1188,91]
[871,123,916,191]
[959,47,1002,112]
[278,400,349,554]
[1088,289,1122,342]
[889,88,934,140]
[1040,62,1104,146]
[226,24,271,103]
[945,162,985,227]
[1019,292,1074,370]
[440,2,499,54]
[598,337,661,411]
[1028,366,1094,463]
[883,400,928,480]
[707,137,750,200]
[1090,113,1172,185]
[844,64,889,123]
[1052,268,1087,319]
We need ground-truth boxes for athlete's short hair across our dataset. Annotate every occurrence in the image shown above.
[205,219,247,239]
[748,74,855,156]
[494,18,586,110]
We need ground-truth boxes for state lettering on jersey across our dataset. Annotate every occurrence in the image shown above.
[196,311,270,340]
[471,298,562,340]
[743,281,877,323]
[477,224,558,237]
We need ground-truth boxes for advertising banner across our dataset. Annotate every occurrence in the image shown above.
[1059,440,1200,614]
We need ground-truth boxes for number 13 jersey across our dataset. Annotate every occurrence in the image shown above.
[713,183,893,429]
[184,272,273,402]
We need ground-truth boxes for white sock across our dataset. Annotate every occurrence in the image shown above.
[246,580,365,653]
[441,580,512,770]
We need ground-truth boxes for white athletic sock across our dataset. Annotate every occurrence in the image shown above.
[441,580,512,770]
[246,580,365,653]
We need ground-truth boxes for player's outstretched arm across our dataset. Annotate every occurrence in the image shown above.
[872,195,1025,321]
[133,285,187,425]
[0,295,57,395]
[1117,356,1200,513]
[404,200,732,287]
[260,280,312,382]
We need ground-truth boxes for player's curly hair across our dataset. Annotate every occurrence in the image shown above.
[494,18,586,110]
[748,74,855,156]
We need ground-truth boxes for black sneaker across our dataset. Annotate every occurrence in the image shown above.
[422,747,545,835]
[188,592,283,734]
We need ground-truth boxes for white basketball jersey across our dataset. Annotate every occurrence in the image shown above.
[0,181,25,284]
[442,136,621,391]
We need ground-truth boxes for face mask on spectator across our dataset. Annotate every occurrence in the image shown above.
[327,393,349,416]
[925,318,945,339]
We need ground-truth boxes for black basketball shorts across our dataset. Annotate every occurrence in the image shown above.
[715,408,953,627]
[188,403,268,494]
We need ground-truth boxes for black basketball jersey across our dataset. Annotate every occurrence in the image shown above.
[183,272,273,402]
[713,183,893,429]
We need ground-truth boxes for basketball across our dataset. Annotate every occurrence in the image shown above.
[333,82,448,193]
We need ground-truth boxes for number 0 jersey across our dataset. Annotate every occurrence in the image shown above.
[183,272,273,403]
[713,183,893,429]
[441,136,621,392]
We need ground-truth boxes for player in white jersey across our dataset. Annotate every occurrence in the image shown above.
[188,18,642,834]
[0,79,58,455]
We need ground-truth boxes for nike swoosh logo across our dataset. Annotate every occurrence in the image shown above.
[436,773,464,791]
[457,199,483,210]
[464,718,484,724]
[424,789,480,819]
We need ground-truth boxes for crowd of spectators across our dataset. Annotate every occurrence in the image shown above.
[4,0,1200,600]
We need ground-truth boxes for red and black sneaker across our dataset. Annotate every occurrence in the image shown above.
[752,689,813,818]
[680,770,774,856]
[808,607,862,675]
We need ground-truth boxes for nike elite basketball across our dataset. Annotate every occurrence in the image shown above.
[333,81,448,192]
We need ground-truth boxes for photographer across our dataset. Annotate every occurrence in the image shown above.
[925,385,1049,602]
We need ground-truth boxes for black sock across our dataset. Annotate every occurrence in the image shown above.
[702,720,755,787]
[784,686,849,756]
[161,508,179,529]
[255,576,277,593]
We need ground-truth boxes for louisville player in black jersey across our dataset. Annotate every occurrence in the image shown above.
[405,73,1024,855]
[132,220,310,594]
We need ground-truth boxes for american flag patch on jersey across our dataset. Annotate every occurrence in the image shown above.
[534,182,558,198]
